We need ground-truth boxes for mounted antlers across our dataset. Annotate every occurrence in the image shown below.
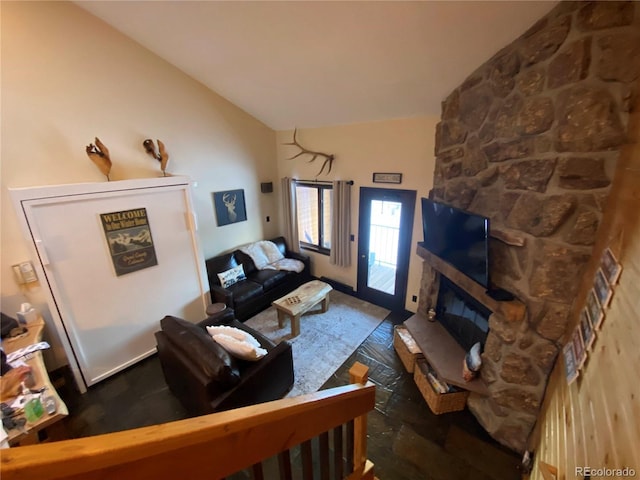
[283,128,335,176]
[86,137,112,181]
[143,138,170,176]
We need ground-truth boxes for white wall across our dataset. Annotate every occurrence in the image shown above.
[1,1,278,367]
[276,117,437,312]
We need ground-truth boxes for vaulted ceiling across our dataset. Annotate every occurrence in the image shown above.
[76,1,557,130]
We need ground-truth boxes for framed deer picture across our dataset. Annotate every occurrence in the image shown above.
[213,189,247,226]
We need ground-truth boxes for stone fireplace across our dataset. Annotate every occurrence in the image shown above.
[417,1,640,452]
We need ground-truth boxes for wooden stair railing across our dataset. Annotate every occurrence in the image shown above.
[0,363,376,480]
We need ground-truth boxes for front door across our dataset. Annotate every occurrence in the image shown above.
[357,187,416,310]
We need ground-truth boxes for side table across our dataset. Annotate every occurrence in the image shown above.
[3,318,69,445]
[205,302,228,322]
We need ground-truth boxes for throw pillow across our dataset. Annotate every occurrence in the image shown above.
[217,264,246,289]
[206,325,261,348]
[211,334,267,361]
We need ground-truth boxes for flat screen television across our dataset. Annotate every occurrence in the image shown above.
[420,198,490,288]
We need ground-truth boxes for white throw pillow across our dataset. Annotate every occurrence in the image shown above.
[217,264,246,289]
[206,325,261,348]
[211,333,267,361]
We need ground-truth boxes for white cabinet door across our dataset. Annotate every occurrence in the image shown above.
[12,178,208,390]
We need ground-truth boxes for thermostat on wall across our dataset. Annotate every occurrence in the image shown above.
[12,261,38,285]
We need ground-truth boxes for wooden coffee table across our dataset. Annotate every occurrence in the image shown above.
[272,280,333,337]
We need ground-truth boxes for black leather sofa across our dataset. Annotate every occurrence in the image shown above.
[155,314,294,416]
[205,236,311,321]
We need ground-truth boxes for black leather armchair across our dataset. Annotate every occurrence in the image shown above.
[155,314,294,416]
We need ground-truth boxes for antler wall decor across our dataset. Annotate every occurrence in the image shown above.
[283,128,335,176]
[86,137,112,181]
[143,138,170,176]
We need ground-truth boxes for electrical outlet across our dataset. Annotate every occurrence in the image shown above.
[412,295,417,302]
[266,216,270,222]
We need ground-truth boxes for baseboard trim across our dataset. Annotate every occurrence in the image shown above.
[318,276,355,296]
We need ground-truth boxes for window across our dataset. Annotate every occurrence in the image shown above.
[295,182,332,254]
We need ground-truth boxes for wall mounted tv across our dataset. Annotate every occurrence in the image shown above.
[420,198,490,288]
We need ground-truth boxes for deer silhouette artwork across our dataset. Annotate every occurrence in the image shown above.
[222,192,237,222]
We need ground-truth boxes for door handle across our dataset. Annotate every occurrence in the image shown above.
[35,239,50,266]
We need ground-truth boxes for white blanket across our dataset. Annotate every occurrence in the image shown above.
[240,241,283,269]
[239,241,304,273]
[270,257,305,273]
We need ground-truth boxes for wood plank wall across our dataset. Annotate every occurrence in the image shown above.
[528,79,640,479]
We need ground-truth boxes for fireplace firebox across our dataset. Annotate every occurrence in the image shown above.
[435,275,490,352]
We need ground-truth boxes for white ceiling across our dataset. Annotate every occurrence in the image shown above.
[76,1,557,131]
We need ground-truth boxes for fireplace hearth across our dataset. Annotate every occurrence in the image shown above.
[416,243,550,454]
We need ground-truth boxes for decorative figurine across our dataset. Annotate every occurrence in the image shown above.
[462,342,482,382]
[85,137,112,181]
[143,138,169,176]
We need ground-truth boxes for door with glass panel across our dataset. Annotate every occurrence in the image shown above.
[357,187,416,310]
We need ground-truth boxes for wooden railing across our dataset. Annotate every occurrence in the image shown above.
[0,363,376,480]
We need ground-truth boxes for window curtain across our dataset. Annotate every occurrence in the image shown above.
[330,180,351,267]
[281,177,300,253]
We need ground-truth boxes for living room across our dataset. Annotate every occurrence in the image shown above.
[2,2,639,479]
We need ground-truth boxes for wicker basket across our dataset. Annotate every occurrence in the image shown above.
[393,325,423,373]
[414,359,469,414]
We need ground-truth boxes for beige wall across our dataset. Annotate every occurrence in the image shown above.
[529,80,640,478]
[1,2,278,366]
[276,117,437,312]
[1,2,438,371]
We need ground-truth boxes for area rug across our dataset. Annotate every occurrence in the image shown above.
[245,290,389,397]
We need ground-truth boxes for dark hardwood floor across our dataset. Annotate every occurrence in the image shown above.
[50,311,521,480]
[321,311,521,480]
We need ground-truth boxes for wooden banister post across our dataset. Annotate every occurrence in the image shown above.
[349,362,369,478]
[349,362,369,385]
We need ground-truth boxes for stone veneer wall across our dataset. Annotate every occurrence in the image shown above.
[419,2,640,452]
